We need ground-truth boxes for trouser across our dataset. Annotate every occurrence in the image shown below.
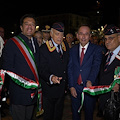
[71,89,96,120]
[11,104,34,120]
[43,96,64,120]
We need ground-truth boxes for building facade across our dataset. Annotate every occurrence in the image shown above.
[36,13,89,35]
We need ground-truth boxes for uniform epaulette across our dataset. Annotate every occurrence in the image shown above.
[116,50,120,60]
[46,40,56,52]
[46,40,66,52]
[61,42,66,51]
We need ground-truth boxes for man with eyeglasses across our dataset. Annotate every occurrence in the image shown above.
[98,24,120,117]
[66,33,74,48]
[68,24,103,120]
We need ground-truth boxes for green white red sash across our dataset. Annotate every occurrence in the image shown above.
[0,70,38,89]
[78,66,120,113]
[0,69,39,100]
[36,88,44,117]
[11,36,43,115]
[11,36,39,85]
[0,35,43,116]
[0,70,44,116]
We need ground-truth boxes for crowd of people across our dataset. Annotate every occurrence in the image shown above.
[0,14,120,120]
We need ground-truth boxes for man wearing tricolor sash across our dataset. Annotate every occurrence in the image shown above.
[98,24,120,117]
[1,14,40,120]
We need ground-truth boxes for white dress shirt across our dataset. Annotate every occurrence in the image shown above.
[79,42,89,58]
[109,45,120,65]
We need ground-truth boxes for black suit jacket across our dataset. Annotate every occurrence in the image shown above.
[98,51,120,111]
[99,52,120,85]
[39,40,69,98]
[2,33,40,105]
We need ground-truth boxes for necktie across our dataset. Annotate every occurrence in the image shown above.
[77,48,85,85]
[31,38,36,53]
[57,45,63,59]
[104,52,113,71]
[80,48,85,65]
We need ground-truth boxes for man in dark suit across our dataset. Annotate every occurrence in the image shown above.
[98,24,120,116]
[2,14,40,120]
[39,22,69,120]
[68,24,103,120]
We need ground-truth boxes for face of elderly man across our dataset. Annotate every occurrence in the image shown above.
[104,33,120,52]
[77,26,91,47]
[50,28,64,45]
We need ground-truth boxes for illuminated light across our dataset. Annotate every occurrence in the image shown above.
[36,26,39,31]
[101,26,104,31]
[11,32,14,34]
[97,11,99,14]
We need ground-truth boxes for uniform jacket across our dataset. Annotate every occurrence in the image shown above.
[68,42,103,90]
[39,40,69,98]
[2,33,40,105]
[99,50,120,85]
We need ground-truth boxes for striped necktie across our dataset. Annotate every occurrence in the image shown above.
[104,52,113,71]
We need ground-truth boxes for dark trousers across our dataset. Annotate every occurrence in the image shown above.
[11,104,34,120]
[43,96,64,120]
[71,89,96,120]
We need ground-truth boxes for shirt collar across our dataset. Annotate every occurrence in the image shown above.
[112,45,120,55]
[80,42,89,49]
[51,38,62,48]
[51,38,58,47]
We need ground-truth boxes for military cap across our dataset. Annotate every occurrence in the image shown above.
[41,25,51,32]
[52,22,64,32]
[104,24,120,35]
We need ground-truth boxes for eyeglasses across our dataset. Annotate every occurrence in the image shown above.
[78,33,90,36]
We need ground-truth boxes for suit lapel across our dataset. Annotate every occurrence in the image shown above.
[73,44,80,68]
[81,42,94,66]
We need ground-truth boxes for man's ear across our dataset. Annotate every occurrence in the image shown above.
[20,25,23,32]
[118,34,120,43]
[76,33,79,39]
[50,31,53,38]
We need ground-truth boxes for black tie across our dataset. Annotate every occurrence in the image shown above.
[57,45,63,59]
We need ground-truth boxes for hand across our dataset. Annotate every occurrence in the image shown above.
[70,87,77,98]
[86,80,92,87]
[51,75,62,84]
[112,83,119,92]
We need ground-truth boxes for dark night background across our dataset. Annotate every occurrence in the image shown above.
[1,0,119,38]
